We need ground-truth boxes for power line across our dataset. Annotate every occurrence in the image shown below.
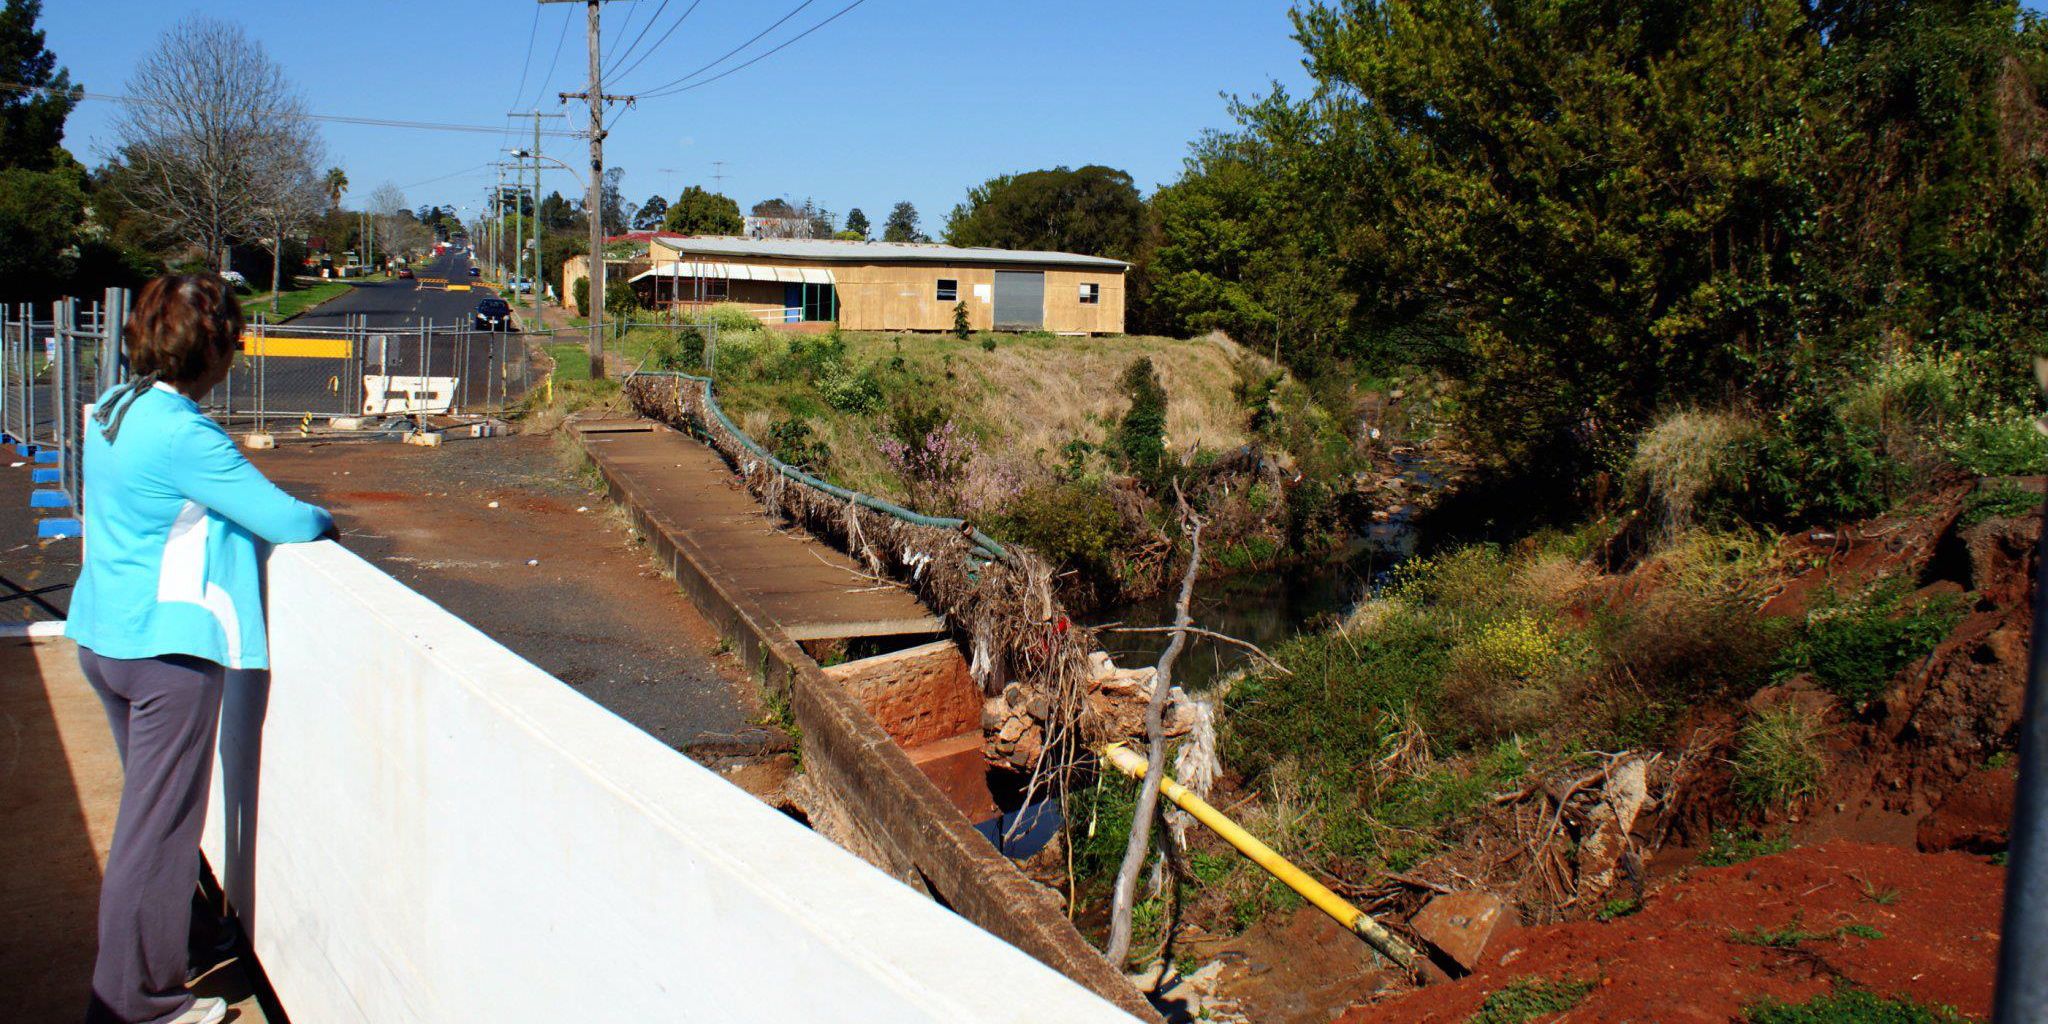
[604,0,703,86]
[0,82,584,138]
[527,7,577,110]
[508,5,544,113]
[601,0,641,68]
[640,0,869,99]
[602,0,670,81]
[622,0,818,96]
[398,162,498,193]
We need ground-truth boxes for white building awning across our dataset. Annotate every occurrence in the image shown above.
[630,262,835,285]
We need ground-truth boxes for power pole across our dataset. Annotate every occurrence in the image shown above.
[510,110,567,327]
[546,0,634,379]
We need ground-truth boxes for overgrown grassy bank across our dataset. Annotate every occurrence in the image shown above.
[625,310,1375,606]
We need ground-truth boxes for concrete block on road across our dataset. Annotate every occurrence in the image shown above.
[243,433,276,450]
[327,417,364,431]
[405,430,444,447]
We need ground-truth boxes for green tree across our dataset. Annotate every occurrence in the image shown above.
[944,165,1145,259]
[322,166,347,210]
[0,0,75,173]
[1162,0,2048,489]
[662,185,742,235]
[0,160,85,301]
[844,207,870,239]
[633,194,668,230]
[882,200,924,242]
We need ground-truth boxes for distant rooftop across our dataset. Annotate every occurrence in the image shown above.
[650,234,1130,270]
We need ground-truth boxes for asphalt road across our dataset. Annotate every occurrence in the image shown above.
[293,251,496,330]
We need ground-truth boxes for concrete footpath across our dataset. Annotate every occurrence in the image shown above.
[1,638,270,1022]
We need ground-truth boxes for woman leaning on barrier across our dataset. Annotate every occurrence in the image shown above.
[65,273,334,1024]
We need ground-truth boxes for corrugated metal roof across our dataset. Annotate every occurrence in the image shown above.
[632,262,835,285]
[649,234,1129,270]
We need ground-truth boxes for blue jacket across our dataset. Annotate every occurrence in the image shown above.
[66,382,333,670]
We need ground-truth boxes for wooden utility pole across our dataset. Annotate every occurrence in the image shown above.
[544,0,633,379]
[509,110,567,328]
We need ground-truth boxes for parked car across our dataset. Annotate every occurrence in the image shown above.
[507,277,534,294]
[474,297,515,331]
[467,266,481,277]
[396,267,414,280]
[218,269,247,289]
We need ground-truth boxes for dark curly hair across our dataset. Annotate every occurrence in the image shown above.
[124,274,243,386]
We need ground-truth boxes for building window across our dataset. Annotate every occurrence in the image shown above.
[936,278,958,302]
[1078,282,1100,305]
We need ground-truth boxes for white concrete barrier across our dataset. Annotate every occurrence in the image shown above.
[202,541,1135,1022]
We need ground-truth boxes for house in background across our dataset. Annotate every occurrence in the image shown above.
[628,235,1128,334]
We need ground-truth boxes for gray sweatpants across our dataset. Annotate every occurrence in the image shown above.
[78,648,224,1024]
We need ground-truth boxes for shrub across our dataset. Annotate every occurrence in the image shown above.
[702,302,767,334]
[766,419,829,472]
[604,278,637,320]
[1779,582,1963,705]
[952,300,970,340]
[1732,706,1828,809]
[1628,410,1757,542]
[646,327,704,372]
[573,276,589,317]
[1961,482,2040,526]
[876,408,979,511]
[1000,481,1125,578]
[1115,356,1169,482]
[819,365,883,414]
[1941,409,2048,476]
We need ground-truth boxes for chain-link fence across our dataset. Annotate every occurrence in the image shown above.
[1,289,538,527]
[205,316,535,430]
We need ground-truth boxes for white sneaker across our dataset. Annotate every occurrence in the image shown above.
[169,997,227,1024]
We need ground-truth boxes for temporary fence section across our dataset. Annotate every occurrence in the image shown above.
[210,318,534,427]
[0,290,126,538]
[2,288,535,539]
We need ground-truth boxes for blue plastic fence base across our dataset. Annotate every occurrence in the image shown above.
[31,467,57,484]
[33,448,58,464]
[12,443,31,458]
[37,517,80,539]
[30,489,72,509]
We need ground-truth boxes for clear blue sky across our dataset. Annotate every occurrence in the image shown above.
[42,1,1315,232]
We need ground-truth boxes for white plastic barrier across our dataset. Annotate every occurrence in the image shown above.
[361,374,457,415]
[202,542,1135,1023]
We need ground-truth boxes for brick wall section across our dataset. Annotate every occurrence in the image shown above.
[579,422,1157,1022]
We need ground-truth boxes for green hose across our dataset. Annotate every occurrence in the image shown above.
[631,370,1011,563]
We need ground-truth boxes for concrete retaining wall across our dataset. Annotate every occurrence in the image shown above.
[199,541,1137,1022]
[580,423,1159,1021]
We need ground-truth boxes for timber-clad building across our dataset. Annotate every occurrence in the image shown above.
[627,234,1128,334]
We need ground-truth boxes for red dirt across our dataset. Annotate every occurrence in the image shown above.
[1338,841,2004,1024]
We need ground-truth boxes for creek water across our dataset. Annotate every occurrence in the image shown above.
[1088,450,1441,691]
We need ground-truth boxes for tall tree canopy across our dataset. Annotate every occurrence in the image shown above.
[662,185,742,235]
[0,0,74,172]
[844,207,870,239]
[882,200,924,242]
[944,165,1145,259]
[633,194,669,230]
[1150,0,2048,475]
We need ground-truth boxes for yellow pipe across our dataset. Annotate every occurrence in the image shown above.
[1100,742,1419,970]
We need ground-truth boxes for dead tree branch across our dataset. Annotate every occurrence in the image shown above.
[1105,498,1205,967]
[1103,624,1292,675]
